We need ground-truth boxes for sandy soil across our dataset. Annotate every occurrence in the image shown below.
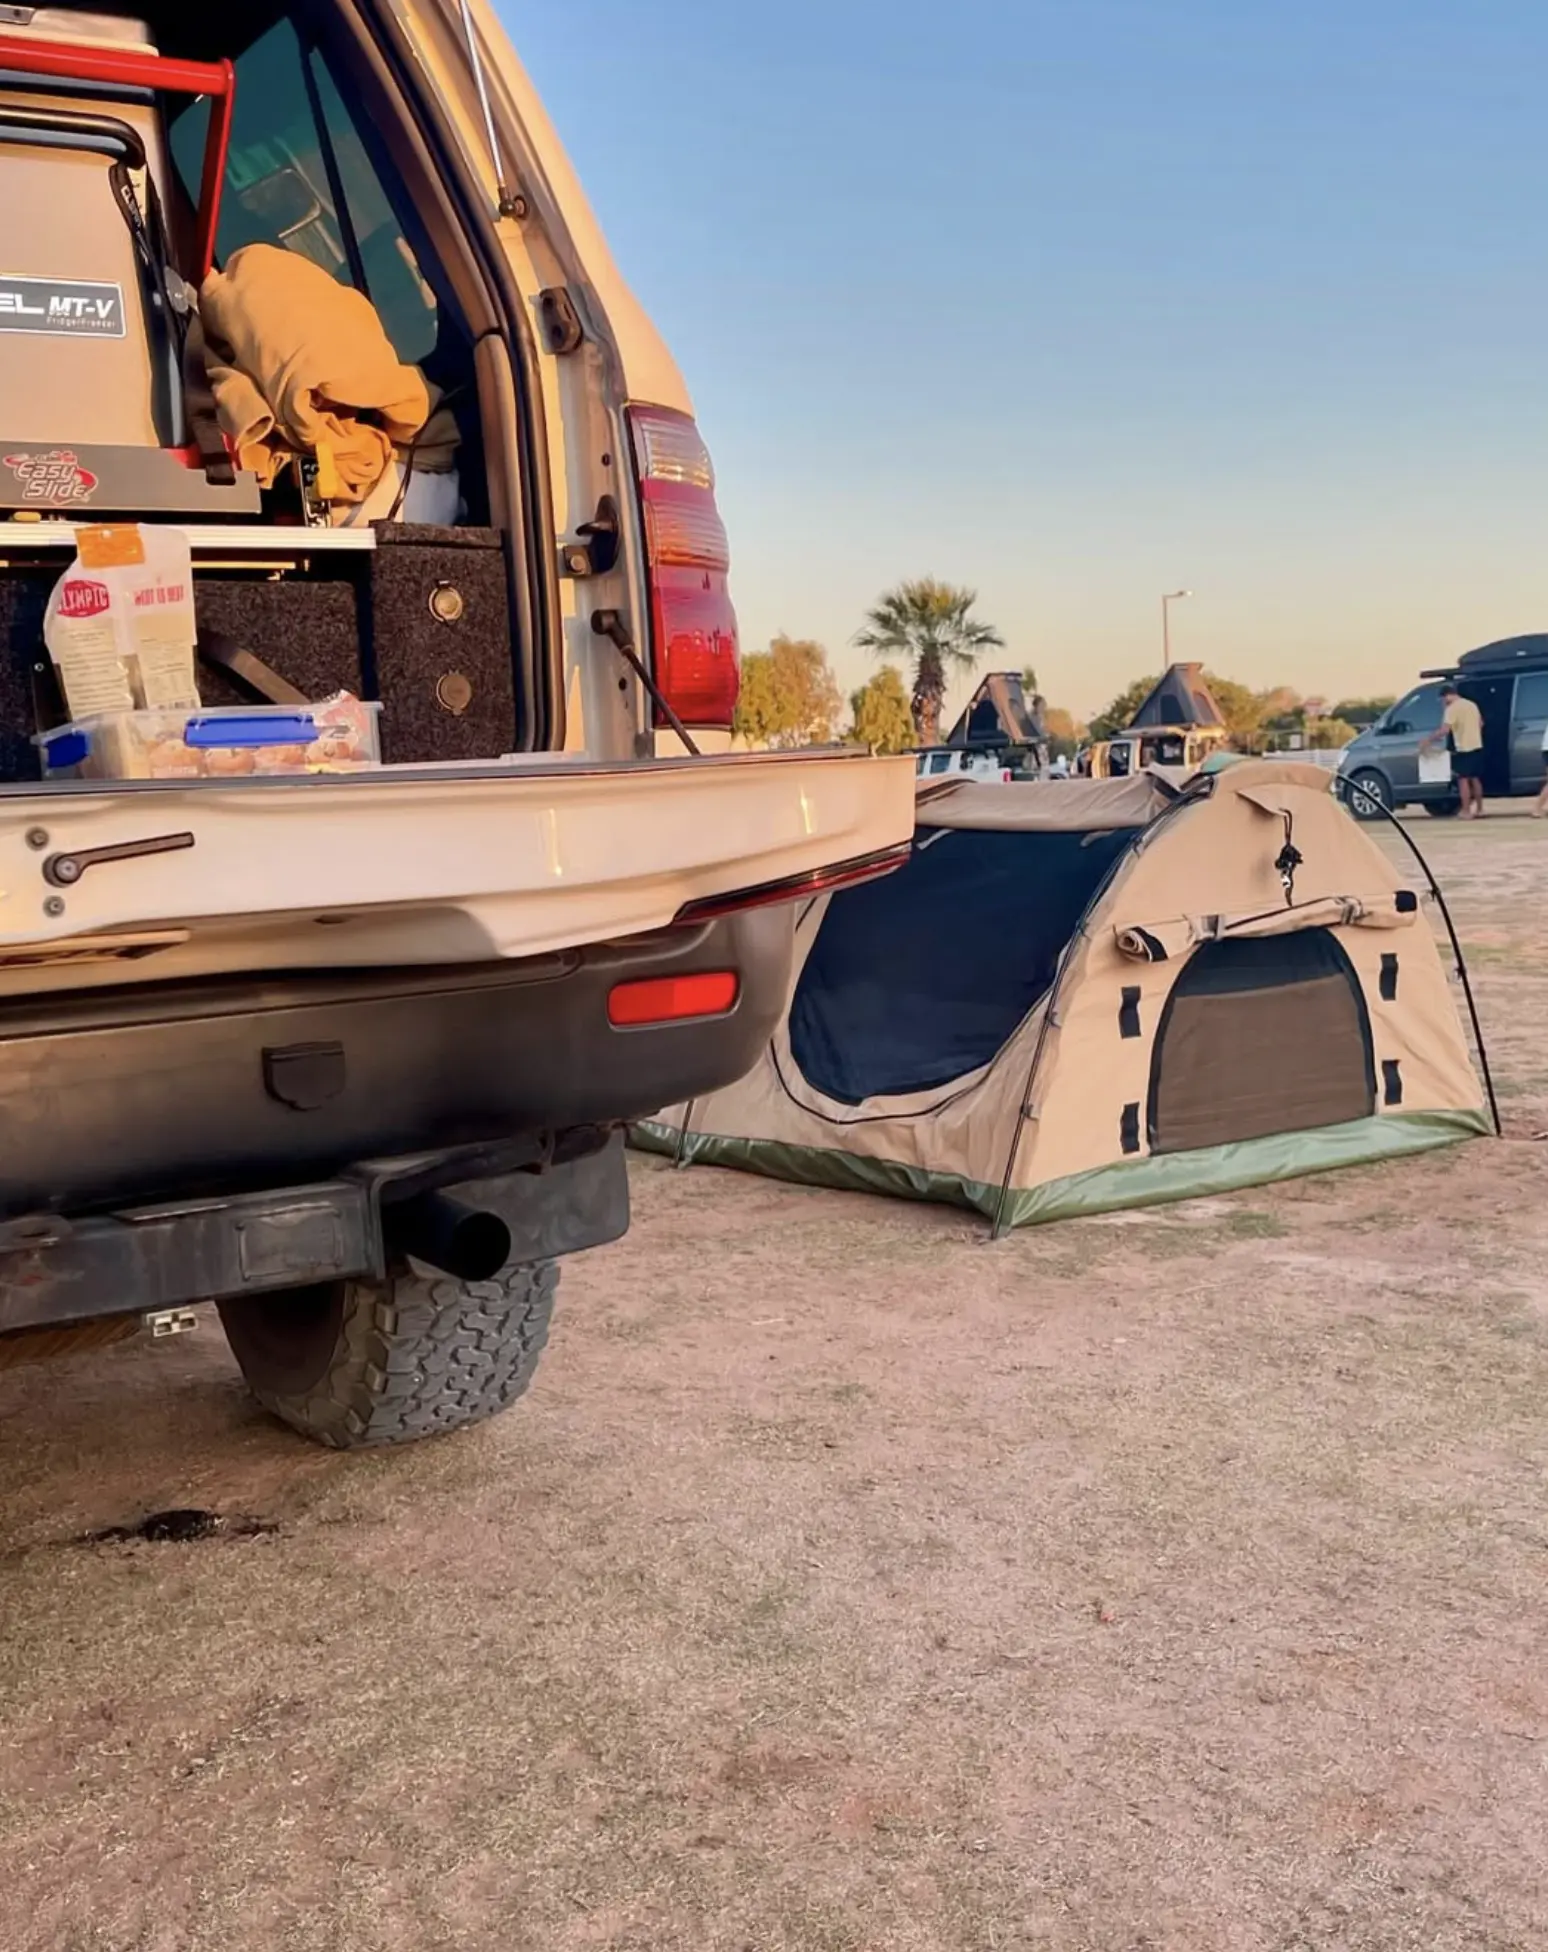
[2,810,1546,1952]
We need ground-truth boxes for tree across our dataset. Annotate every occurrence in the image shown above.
[732,635,842,749]
[1090,670,1289,752]
[1089,677,1159,742]
[854,578,1004,746]
[1331,696,1396,731]
[1205,674,1279,752]
[1043,706,1088,759]
[848,665,916,754]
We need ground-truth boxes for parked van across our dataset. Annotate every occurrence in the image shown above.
[1339,635,1548,818]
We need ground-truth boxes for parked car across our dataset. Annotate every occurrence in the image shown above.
[914,748,1012,782]
[0,0,913,1447]
[1089,725,1228,784]
[1339,635,1548,818]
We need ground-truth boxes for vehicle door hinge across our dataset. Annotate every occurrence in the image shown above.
[536,286,584,355]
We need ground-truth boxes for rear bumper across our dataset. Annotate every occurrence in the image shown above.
[0,905,793,1223]
[0,1136,631,1334]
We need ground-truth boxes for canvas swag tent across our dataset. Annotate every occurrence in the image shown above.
[636,762,1488,1230]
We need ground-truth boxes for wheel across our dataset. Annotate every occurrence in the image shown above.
[1344,768,1391,820]
[217,1260,558,1450]
[1424,798,1462,818]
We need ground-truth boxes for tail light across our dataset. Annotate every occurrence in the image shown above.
[628,406,740,728]
[672,842,914,926]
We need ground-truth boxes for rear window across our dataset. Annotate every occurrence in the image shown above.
[169,19,438,366]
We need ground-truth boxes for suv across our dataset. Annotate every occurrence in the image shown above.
[1339,634,1548,818]
[0,1,913,1446]
[914,748,1011,783]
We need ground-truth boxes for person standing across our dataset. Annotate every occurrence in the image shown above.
[1421,683,1486,819]
[1535,715,1548,817]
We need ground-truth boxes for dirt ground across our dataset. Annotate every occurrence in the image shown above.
[2,810,1547,1952]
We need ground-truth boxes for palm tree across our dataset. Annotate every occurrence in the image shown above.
[854,579,1005,746]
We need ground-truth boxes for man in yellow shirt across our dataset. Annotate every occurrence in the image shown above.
[1422,682,1486,819]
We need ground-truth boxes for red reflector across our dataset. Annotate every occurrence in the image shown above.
[673,842,913,926]
[608,970,740,1028]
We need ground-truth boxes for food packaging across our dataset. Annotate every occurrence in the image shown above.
[38,695,383,781]
[43,525,199,719]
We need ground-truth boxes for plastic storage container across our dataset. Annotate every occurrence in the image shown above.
[38,697,383,781]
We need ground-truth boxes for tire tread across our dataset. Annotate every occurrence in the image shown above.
[238,1262,558,1451]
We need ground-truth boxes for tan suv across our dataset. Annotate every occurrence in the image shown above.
[0,1,913,1446]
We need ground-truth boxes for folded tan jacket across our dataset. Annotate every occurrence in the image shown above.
[201,243,431,502]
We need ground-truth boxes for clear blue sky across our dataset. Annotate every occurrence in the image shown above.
[508,0,1547,722]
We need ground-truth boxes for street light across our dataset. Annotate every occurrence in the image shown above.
[1161,589,1192,664]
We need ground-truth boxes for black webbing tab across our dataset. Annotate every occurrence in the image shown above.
[1120,1103,1141,1155]
[180,303,237,486]
[1119,986,1142,1039]
[1380,954,1399,1002]
[1382,1060,1403,1107]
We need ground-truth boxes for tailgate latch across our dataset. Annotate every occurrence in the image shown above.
[42,832,196,889]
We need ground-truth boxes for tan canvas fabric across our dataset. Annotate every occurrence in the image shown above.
[201,244,431,499]
[921,773,1175,833]
[1114,892,1416,960]
[651,762,1486,1211]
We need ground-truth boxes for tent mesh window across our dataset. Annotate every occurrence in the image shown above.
[1147,929,1376,1155]
[788,825,1136,1107]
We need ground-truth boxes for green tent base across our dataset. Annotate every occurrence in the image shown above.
[632,1109,1490,1230]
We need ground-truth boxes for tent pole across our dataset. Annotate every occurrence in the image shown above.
[991,956,1070,1240]
[1334,780,1502,1137]
[672,1101,698,1168]
[988,822,1164,1239]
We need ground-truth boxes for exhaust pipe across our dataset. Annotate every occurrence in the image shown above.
[388,1192,512,1284]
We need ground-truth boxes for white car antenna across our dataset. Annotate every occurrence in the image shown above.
[456,0,526,218]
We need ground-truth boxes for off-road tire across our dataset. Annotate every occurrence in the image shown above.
[217,1261,558,1450]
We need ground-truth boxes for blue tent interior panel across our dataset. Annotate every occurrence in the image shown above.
[788,824,1138,1106]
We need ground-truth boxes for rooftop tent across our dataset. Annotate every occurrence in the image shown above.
[1445,634,1548,676]
[1127,663,1225,729]
[636,763,1489,1230]
[947,672,1045,751]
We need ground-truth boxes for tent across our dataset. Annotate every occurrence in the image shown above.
[947,673,1046,753]
[1128,663,1226,729]
[636,762,1488,1231]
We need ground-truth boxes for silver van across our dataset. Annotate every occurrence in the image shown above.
[1339,635,1548,818]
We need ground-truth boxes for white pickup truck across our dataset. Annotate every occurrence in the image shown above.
[0,0,914,1446]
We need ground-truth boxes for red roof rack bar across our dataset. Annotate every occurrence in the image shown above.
[0,36,235,278]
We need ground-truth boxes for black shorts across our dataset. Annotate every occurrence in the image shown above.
[1452,750,1483,781]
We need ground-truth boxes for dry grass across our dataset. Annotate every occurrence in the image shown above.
[2,811,1548,1950]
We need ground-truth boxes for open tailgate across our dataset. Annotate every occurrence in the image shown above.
[0,749,917,979]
